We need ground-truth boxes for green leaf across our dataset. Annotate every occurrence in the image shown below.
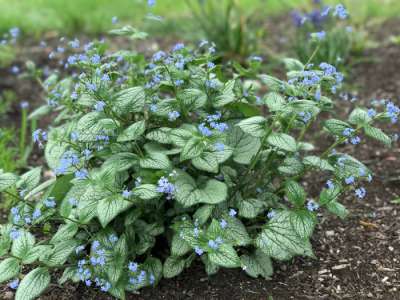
[0,170,18,192]
[323,119,351,136]
[236,116,267,137]
[146,127,172,144]
[193,205,214,225]
[263,92,286,112]
[77,112,117,142]
[240,249,273,279]
[238,198,265,218]
[227,126,261,165]
[364,125,391,146]
[45,239,79,267]
[180,137,205,161]
[50,223,79,244]
[15,267,50,300]
[28,105,52,120]
[78,184,108,224]
[140,152,171,170]
[163,256,186,278]
[348,108,372,125]
[258,74,283,92]
[16,167,41,191]
[209,244,240,268]
[278,156,304,175]
[97,195,133,227]
[117,120,146,142]
[303,155,335,171]
[170,128,194,148]
[12,231,35,261]
[223,216,251,246]
[326,201,348,219]
[267,133,297,152]
[285,181,306,207]
[113,87,145,113]
[171,234,191,257]
[175,173,228,207]
[214,79,235,107]
[179,88,207,109]
[103,153,138,172]
[283,58,304,71]
[289,210,316,239]
[255,211,314,261]
[133,184,159,200]
[192,152,219,173]
[0,258,20,284]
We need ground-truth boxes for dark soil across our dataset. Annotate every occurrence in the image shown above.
[1,18,400,300]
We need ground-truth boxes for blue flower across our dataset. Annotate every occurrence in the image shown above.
[214,142,225,152]
[11,65,20,74]
[194,246,203,256]
[220,219,227,229]
[69,39,80,48]
[198,123,212,137]
[75,245,85,254]
[70,131,79,142]
[149,104,158,112]
[86,82,97,92]
[326,180,335,189]
[208,239,218,250]
[152,51,165,62]
[172,43,184,52]
[156,177,175,199]
[207,62,215,68]
[75,169,88,180]
[100,281,111,292]
[148,0,156,6]
[91,54,101,64]
[112,16,118,24]
[342,127,354,137]
[345,176,355,185]
[128,261,138,272]
[175,79,184,86]
[333,4,348,19]
[8,278,19,289]
[44,197,56,208]
[122,189,132,199]
[9,27,20,39]
[168,111,180,121]
[313,31,326,40]
[94,101,106,112]
[229,208,237,217]
[350,136,361,145]
[306,200,319,212]
[109,234,118,244]
[367,108,377,118]
[32,208,41,219]
[10,228,20,240]
[355,187,366,199]
[267,210,276,219]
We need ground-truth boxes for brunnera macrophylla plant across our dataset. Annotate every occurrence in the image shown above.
[290,2,357,67]
[0,39,399,300]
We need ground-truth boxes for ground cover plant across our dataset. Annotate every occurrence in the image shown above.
[290,1,359,67]
[0,4,399,296]
[0,1,400,299]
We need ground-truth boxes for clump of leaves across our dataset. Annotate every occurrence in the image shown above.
[185,0,264,60]
[0,35,398,299]
[290,1,362,67]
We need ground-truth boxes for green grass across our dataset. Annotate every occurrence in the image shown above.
[0,0,399,37]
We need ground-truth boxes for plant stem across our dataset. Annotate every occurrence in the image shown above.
[20,107,27,159]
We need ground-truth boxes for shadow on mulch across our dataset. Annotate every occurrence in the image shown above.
[1,18,400,300]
